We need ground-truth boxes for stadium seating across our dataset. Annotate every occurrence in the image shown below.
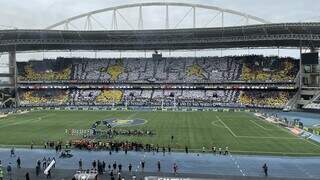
[239,91,291,108]
[18,89,291,108]
[19,90,70,106]
[240,56,298,82]
[16,55,299,108]
[17,55,299,83]
[95,90,123,104]
[17,59,72,81]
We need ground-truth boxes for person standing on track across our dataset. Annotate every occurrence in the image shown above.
[25,172,30,180]
[128,163,132,173]
[36,163,40,176]
[118,164,122,172]
[173,163,178,175]
[262,163,268,176]
[16,157,21,168]
[112,161,117,170]
[42,157,47,169]
[157,160,161,172]
[140,160,145,172]
[10,148,15,157]
[6,163,12,180]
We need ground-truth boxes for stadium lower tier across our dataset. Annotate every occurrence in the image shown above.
[18,89,295,108]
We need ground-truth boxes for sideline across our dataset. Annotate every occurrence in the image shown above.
[0,113,55,129]
[0,146,320,156]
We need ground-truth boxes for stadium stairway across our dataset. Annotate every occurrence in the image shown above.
[284,91,300,111]
[302,91,320,109]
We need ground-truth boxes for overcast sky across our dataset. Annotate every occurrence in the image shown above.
[0,0,320,70]
[0,0,319,29]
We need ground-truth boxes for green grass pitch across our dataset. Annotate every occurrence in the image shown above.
[0,110,320,156]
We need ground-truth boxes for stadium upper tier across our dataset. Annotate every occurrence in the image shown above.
[17,56,299,83]
[1,23,320,51]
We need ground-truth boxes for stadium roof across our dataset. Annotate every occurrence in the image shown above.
[0,22,320,52]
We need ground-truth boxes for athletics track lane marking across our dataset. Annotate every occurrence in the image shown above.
[229,153,246,176]
[294,163,314,179]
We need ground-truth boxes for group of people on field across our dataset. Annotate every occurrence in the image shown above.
[0,146,270,180]
[75,158,179,180]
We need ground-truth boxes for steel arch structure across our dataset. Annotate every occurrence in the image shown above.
[46,2,271,30]
[0,25,17,30]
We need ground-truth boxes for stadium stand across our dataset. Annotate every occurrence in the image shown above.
[18,88,293,108]
[240,56,298,82]
[17,56,298,83]
[16,55,298,109]
[70,56,241,83]
[238,91,292,108]
[17,59,72,81]
[19,89,70,106]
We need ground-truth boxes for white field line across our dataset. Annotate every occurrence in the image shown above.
[0,114,55,129]
[236,136,298,139]
[0,144,318,156]
[215,116,305,140]
[301,138,320,150]
[246,112,294,135]
[216,115,238,137]
[246,118,272,131]
[229,113,273,131]
[126,112,139,119]
[245,113,320,150]
[210,121,226,128]
[229,149,320,155]
[185,148,320,155]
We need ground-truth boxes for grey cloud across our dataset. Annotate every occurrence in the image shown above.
[1,0,319,29]
[0,0,318,62]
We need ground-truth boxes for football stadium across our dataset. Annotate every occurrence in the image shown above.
[1,1,320,180]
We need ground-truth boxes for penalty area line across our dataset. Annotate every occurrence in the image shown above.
[216,116,238,137]
[210,121,225,128]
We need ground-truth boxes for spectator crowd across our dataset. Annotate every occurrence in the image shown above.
[16,55,298,109]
